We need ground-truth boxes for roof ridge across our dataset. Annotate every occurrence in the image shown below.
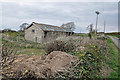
[33,22,59,27]
[32,22,72,32]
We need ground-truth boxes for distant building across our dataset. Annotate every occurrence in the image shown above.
[25,22,74,43]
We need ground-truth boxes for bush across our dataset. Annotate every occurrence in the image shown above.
[1,41,21,78]
[45,40,75,54]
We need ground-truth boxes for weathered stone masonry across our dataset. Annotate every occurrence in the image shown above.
[25,22,74,43]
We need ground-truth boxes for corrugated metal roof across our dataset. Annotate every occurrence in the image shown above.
[31,22,73,32]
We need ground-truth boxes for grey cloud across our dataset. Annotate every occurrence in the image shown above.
[1,2,118,33]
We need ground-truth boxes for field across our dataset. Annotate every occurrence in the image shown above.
[0,31,119,79]
[105,32,120,38]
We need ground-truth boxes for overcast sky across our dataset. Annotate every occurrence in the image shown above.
[0,0,119,33]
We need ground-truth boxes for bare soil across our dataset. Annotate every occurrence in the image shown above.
[7,51,78,78]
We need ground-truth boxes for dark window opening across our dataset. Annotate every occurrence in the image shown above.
[32,29,35,32]
[68,32,71,35]
[44,31,47,38]
[66,32,68,36]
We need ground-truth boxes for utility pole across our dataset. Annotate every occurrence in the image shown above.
[95,11,100,34]
[104,20,106,34]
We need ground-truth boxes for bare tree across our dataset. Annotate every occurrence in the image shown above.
[87,24,94,39]
[20,23,29,31]
[87,24,94,33]
[60,22,75,31]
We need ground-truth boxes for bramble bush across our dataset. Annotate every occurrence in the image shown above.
[45,40,76,54]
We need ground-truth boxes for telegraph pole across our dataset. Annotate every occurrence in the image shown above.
[95,11,100,34]
[104,20,106,34]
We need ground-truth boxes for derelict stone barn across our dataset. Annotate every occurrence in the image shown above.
[25,22,74,43]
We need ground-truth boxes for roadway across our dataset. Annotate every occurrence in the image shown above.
[108,36,120,49]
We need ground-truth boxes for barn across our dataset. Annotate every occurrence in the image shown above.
[25,22,74,43]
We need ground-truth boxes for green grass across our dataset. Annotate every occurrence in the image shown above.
[74,33,88,37]
[106,34,119,38]
[4,31,25,37]
[107,37,119,78]
[0,38,2,41]
[20,48,46,55]
[4,31,19,37]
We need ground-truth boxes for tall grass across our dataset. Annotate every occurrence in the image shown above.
[106,34,119,38]
[107,37,119,78]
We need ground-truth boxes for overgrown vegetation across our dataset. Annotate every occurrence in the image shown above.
[54,51,103,78]
[2,32,45,55]
[1,32,46,79]
[47,36,111,78]
[74,33,88,37]
[107,34,118,38]
[45,40,75,54]
[1,31,119,79]
[1,41,20,78]
[105,32,120,38]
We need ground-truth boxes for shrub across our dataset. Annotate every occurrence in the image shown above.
[45,40,75,54]
[1,41,21,78]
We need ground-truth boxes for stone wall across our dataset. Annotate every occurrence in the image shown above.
[25,25,44,43]
[25,25,73,43]
[43,31,69,43]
